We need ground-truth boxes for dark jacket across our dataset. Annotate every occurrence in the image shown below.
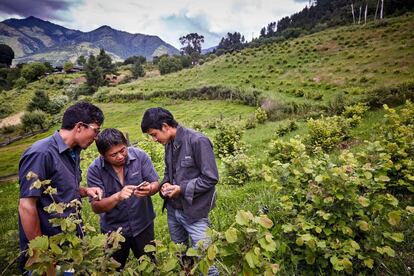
[163,125,219,223]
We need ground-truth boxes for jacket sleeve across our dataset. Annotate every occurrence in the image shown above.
[181,136,219,205]
[161,144,170,185]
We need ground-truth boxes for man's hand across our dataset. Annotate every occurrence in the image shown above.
[117,185,135,201]
[160,183,181,199]
[134,181,160,197]
[84,187,103,200]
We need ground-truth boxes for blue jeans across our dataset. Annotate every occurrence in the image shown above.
[167,208,219,275]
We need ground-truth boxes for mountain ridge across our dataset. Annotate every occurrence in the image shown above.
[0,16,179,65]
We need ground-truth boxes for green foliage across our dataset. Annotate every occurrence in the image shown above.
[21,110,49,132]
[306,115,350,152]
[13,76,27,89]
[158,56,183,75]
[76,55,86,67]
[123,55,146,65]
[222,153,254,185]
[260,102,414,274]
[214,122,246,158]
[84,55,104,90]
[255,107,268,124]
[97,48,116,75]
[0,100,12,119]
[136,138,164,175]
[27,90,50,112]
[63,61,74,72]
[21,62,47,82]
[131,61,145,79]
[275,120,298,137]
[342,102,369,127]
[48,95,69,115]
[23,173,121,275]
[244,114,257,129]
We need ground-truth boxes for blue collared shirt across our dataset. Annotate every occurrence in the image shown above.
[87,147,159,237]
[18,131,83,251]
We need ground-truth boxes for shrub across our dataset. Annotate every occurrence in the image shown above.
[21,110,50,132]
[244,114,257,129]
[158,56,183,75]
[254,107,268,124]
[342,102,369,127]
[306,115,350,152]
[266,137,307,164]
[20,62,47,82]
[48,95,69,115]
[27,90,50,113]
[13,77,27,89]
[275,120,298,137]
[222,153,254,185]
[0,101,12,119]
[214,123,246,158]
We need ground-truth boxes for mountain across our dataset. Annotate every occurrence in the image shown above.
[0,16,179,65]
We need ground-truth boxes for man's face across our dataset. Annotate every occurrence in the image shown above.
[76,122,101,149]
[147,125,172,145]
[103,144,128,166]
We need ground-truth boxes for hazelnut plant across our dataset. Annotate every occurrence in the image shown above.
[23,172,122,275]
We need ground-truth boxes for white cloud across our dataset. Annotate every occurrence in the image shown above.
[1,0,308,49]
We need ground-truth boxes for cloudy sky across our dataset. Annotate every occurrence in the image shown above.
[0,0,310,49]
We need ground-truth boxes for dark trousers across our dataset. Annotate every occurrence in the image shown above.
[112,223,154,269]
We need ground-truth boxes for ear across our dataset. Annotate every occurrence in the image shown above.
[161,123,170,131]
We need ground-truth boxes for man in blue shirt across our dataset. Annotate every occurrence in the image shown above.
[18,101,104,272]
[141,107,219,275]
[87,128,160,269]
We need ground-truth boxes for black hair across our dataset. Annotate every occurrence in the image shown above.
[95,128,128,155]
[141,107,178,133]
[61,101,104,130]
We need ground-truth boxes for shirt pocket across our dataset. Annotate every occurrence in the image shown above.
[181,158,195,168]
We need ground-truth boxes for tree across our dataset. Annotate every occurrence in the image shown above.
[21,62,47,82]
[84,54,104,90]
[0,44,14,67]
[96,48,115,75]
[179,33,204,62]
[158,56,183,75]
[22,110,49,132]
[27,90,50,112]
[123,55,146,65]
[76,55,86,67]
[63,61,74,72]
[131,61,145,78]
[217,32,246,52]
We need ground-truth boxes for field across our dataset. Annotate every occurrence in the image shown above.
[0,13,413,275]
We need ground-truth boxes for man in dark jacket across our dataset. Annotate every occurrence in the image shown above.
[141,107,219,275]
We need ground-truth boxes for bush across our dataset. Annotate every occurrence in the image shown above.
[266,137,307,164]
[20,62,47,82]
[214,123,246,158]
[222,153,254,185]
[275,120,298,137]
[364,82,414,109]
[27,90,50,113]
[48,95,69,115]
[255,107,268,124]
[13,77,27,89]
[244,114,257,129]
[342,102,369,127]
[21,110,49,132]
[158,56,183,75]
[0,101,12,119]
[306,115,350,152]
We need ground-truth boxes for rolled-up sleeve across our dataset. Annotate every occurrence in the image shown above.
[182,137,219,205]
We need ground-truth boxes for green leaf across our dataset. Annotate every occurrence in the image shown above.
[388,211,401,226]
[364,172,372,179]
[245,250,257,269]
[161,258,178,272]
[406,206,414,213]
[363,258,374,269]
[50,243,62,255]
[350,240,360,250]
[144,244,156,253]
[236,210,253,225]
[186,247,199,257]
[258,237,276,252]
[377,175,390,182]
[358,196,370,207]
[389,232,404,242]
[225,227,238,243]
[296,237,304,246]
[315,175,323,183]
[257,215,273,229]
[357,220,369,231]
[207,245,217,261]
[29,235,49,251]
[376,246,395,257]
[306,254,316,264]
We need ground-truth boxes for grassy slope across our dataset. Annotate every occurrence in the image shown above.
[105,14,414,105]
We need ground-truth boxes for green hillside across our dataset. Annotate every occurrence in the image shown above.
[103,14,414,104]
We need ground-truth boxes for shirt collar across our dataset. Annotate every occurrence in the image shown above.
[173,125,183,150]
[53,131,73,154]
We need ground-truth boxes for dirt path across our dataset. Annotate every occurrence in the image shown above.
[0,112,24,128]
